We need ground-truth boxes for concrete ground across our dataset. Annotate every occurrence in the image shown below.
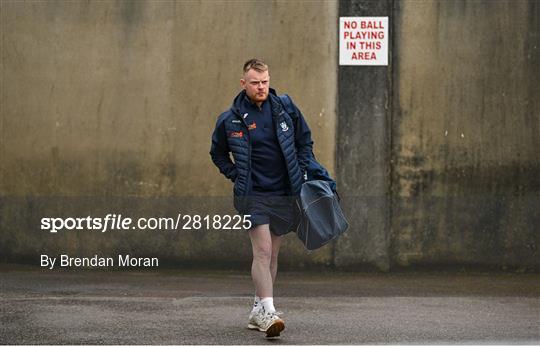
[1,264,539,344]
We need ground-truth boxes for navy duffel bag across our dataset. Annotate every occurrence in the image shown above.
[294,180,349,250]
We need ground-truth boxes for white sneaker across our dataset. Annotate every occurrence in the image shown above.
[258,309,285,338]
[247,308,262,330]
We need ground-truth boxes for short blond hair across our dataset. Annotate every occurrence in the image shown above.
[243,58,268,74]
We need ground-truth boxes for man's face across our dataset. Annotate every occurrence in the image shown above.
[240,69,270,104]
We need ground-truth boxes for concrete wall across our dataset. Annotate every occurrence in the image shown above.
[389,0,539,269]
[1,0,538,270]
[336,0,393,271]
[0,0,338,267]
[336,0,538,271]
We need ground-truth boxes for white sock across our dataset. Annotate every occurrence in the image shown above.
[260,297,276,313]
[251,295,261,314]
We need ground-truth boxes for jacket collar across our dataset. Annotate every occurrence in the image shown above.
[230,88,283,118]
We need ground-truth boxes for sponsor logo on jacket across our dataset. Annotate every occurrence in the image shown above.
[229,131,243,138]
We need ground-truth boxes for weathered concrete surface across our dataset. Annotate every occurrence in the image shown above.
[336,0,393,271]
[0,1,338,266]
[1,265,539,344]
[390,0,539,269]
[335,0,538,271]
[1,0,538,271]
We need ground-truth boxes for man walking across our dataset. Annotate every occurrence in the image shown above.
[210,58,332,338]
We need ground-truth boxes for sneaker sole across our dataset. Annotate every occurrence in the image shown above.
[264,319,285,338]
[247,323,259,330]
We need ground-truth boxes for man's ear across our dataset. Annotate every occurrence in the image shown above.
[240,78,246,89]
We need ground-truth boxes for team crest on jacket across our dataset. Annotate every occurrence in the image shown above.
[280,121,289,132]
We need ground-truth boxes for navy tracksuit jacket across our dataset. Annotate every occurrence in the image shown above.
[210,88,336,212]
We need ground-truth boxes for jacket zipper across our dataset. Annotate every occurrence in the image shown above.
[236,112,252,196]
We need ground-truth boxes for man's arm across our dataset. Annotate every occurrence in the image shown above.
[210,115,238,182]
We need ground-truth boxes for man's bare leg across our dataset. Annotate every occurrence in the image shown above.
[270,231,282,284]
[249,224,273,299]
[248,223,285,337]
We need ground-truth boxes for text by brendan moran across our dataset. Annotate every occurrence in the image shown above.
[40,254,159,269]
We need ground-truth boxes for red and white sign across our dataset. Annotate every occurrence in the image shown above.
[339,17,388,66]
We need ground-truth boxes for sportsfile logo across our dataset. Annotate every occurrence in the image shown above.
[41,214,131,233]
[40,214,252,233]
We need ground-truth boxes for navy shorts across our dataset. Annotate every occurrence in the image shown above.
[243,195,296,236]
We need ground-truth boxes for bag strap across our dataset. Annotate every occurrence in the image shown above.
[334,190,341,203]
[279,93,308,181]
[278,94,298,120]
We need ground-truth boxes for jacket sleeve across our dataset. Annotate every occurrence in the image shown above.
[291,101,337,192]
[210,115,238,182]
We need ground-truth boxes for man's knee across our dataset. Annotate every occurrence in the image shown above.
[253,243,272,263]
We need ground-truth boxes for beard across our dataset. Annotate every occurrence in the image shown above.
[247,90,268,104]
